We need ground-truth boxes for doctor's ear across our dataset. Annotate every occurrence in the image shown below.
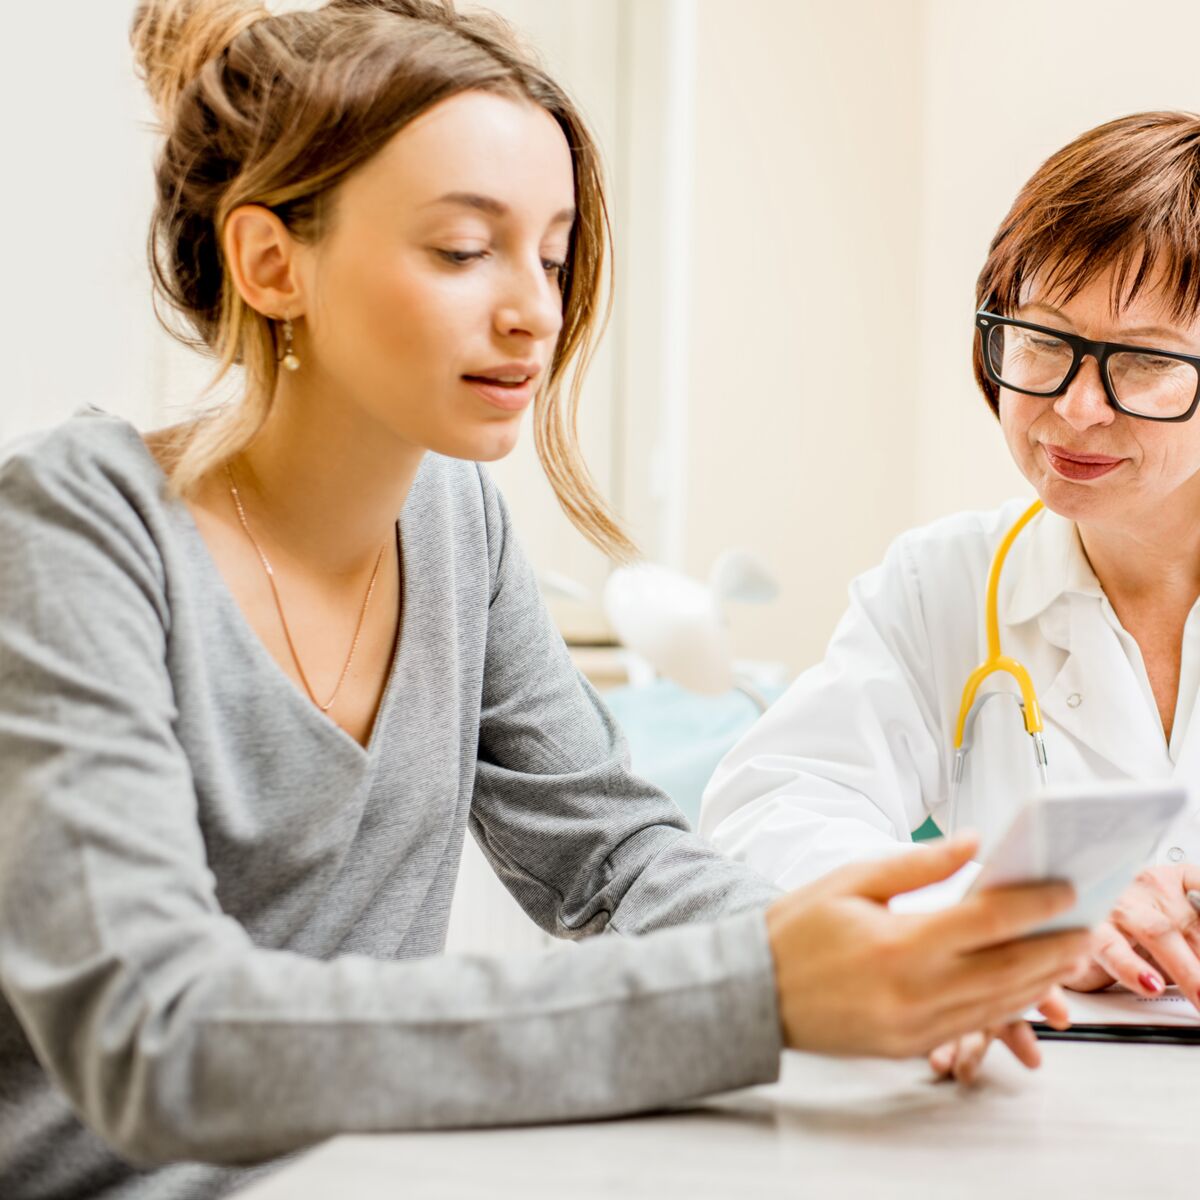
[222,205,308,321]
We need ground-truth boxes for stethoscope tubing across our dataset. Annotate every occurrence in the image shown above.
[948,499,1050,825]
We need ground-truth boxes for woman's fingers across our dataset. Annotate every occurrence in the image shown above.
[1119,926,1200,1008]
[1158,892,1200,990]
[931,1022,1040,1085]
[996,1020,1041,1069]
[928,1039,958,1077]
[935,927,1091,1011]
[772,860,1200,1062]
[769,866,1083,1060]
[928,1033,990,1083]
[1102,867,1200,1005]
[949,1030,992,1083]
[840,835,979,903]
[1089,921,1165,998]
[911,931,1089,1053]
[922,971,1081,1055]
[1060,953,1116,994]
[922,882,1076,952]
[1178,871,1200,953]
[1175,875,1200,958]
[1035,985,1070,1030]
[1180,914,1200,962]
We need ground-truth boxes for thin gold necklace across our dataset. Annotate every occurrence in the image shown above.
[225,463,388,715]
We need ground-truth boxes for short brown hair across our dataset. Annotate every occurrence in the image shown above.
[974,111,1200,413]
[133,0,634,559]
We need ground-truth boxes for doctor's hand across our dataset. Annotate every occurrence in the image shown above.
[1063,864,1200,1009]
[766,834,1090,1060]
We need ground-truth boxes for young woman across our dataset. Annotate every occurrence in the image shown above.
[0,2,1087,1195]
[701,111,1200,1081]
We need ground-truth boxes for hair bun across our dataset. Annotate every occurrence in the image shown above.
[327,0,457,21]
[131,0,270,124]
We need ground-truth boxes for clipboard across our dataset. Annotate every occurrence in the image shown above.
[1029,987,1200,1044]
[1033,1024,1200,1044]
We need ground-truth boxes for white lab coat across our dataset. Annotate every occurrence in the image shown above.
[699,499,1200,891]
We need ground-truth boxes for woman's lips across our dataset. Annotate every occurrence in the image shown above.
[1042,443,1125,481]
[462,376,536,412]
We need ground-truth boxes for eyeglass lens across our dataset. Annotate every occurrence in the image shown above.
[985,323,1199,418]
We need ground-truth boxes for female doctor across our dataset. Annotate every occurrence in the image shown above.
[700,111,1200,1076]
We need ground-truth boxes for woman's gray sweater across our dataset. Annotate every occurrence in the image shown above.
[0,409,782,1199]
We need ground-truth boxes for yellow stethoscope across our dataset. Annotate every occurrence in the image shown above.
[950,498,1049,811]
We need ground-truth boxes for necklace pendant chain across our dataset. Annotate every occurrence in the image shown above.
[225,464,388,715]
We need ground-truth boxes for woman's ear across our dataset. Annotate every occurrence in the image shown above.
[222,204,306,319]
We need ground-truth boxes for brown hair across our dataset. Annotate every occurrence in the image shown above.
[974,111,1200,414]
[132,0,634,559]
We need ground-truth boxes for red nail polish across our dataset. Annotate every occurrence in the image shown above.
[1138,972,1163,995]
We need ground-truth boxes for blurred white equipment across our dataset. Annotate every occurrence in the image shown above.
[603,551,780,708]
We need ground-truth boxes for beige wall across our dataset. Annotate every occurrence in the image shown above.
[676,0,1200,676]
[10,0,1200,682]
[682,0,923,673]
[0,3,165,442]
[915,0,1200,523]
[470,1,625,636]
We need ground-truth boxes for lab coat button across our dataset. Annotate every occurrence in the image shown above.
[1067,693,1082,708]
[1168,846,1185,863]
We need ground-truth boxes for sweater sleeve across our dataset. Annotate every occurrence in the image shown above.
[0,448,781,1170]
[469,467,783,935]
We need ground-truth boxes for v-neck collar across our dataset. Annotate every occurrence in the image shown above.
[116,414,409,766]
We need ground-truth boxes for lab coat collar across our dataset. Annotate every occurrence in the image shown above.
[999,506,1171,774]
[1002,505,1103,629]
[1038,591,1170,777]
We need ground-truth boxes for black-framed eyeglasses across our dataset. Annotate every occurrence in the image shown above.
[975,311,1200,422]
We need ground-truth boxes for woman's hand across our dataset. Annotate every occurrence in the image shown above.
[927,987,1071,1084]
[766,835,1090,1059]
[1063,864,1200,1005]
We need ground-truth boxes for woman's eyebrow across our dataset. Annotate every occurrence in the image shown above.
[424,192,576,226]
[1116,324,1190,343]
[1020,301,1187,344]
[1020,301,1070,323]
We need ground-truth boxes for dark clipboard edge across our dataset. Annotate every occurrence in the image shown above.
[1033,1023,1200,1044]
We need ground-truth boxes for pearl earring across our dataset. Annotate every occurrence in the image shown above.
[280,316,301,372]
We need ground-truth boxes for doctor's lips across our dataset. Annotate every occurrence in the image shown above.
[461,361,542,412]
[1042,443,1126,482]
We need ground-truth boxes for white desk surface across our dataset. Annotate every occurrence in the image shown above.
[234,1042,1195,1199]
